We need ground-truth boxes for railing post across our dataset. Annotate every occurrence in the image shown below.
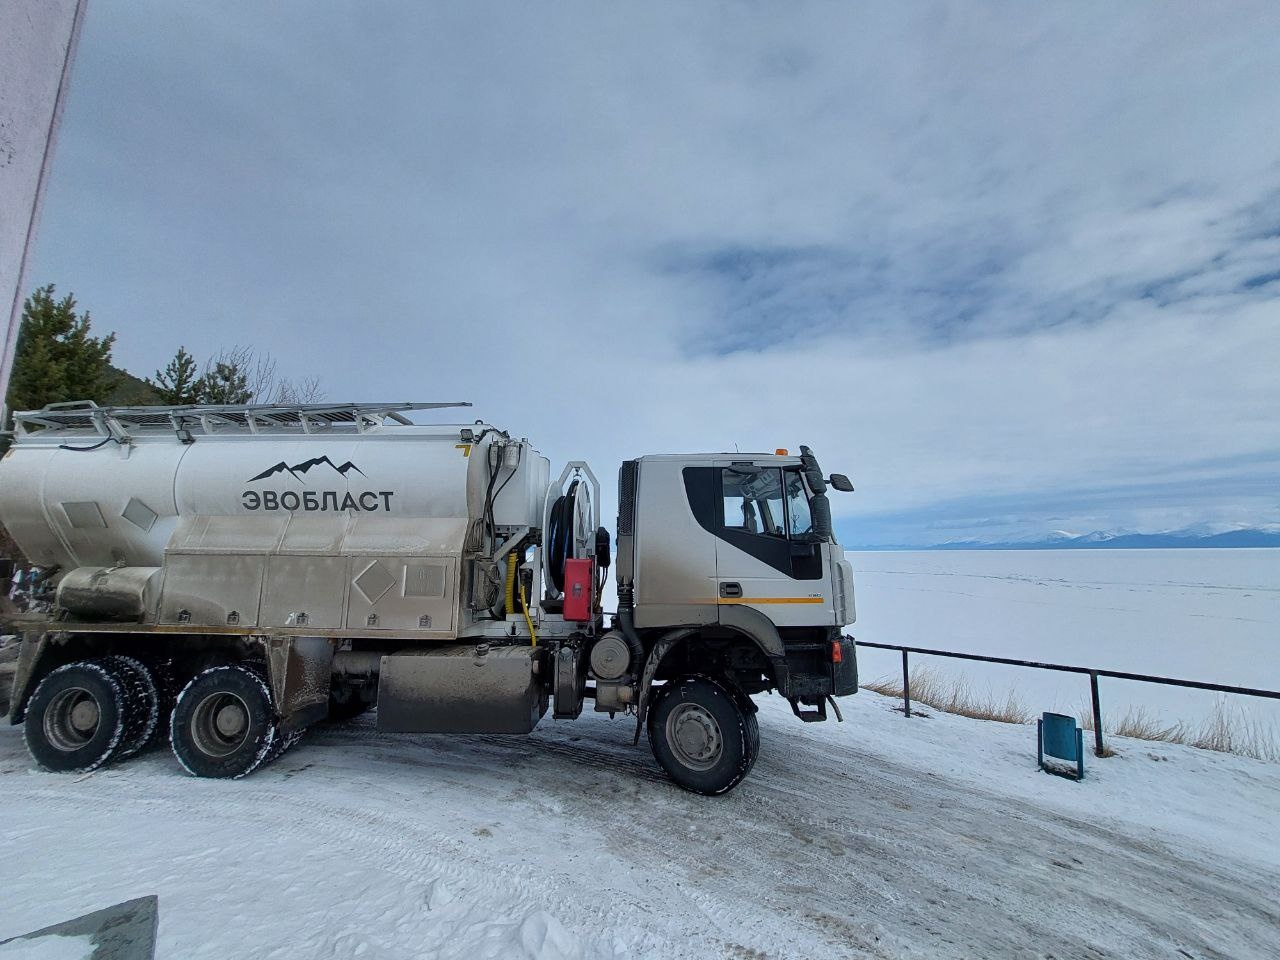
[1089,671,1105,757]
[902,649,911,717]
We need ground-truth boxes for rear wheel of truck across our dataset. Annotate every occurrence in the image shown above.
[146,657,181,748]
[648,675,759,796]
[170,665,276,779]
[100,655,160,759]
[23,661,127,773]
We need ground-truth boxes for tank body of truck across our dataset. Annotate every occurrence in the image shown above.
[0,401,856,794]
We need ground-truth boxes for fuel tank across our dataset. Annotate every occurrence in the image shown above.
[55,565,162,621]
[0,411,549,571]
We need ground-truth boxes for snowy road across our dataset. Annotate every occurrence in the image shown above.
[2,690,1278,959]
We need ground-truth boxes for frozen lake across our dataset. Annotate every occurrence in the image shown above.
[846,549,1280,731]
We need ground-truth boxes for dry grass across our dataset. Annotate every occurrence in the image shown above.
[1079,705,1184,743]
[863,667,1280,762]
[862,666,1032,725]
[1080,698,1280,762]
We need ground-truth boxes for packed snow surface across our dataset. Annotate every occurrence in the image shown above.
[0,936,94,960]
[2,688,1278,959]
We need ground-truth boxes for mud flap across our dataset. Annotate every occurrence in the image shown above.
[264,635,334,732]
[833,636,858,696]
[7,631,54,724]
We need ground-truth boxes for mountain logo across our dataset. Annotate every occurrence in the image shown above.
[247,456,366,483]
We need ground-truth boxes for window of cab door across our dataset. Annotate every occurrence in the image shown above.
[722,466,786,537]
[682,464,825,580]
[721,466,814,541]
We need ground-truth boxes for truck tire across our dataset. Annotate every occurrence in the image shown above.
[648,674,759,796]
[170,665,277,779]
[146,657,181,748]
[100,655,159,759]
[23,661,127,773]
[738,692,762,777]
[263,726,303,764]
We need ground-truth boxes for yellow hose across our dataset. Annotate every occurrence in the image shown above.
[504,552,518,615]
[519,580,538,647]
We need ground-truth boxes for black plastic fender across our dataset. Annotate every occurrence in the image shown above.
[633,627,697,745]
[632,615,785,745]
[716,604,792,697]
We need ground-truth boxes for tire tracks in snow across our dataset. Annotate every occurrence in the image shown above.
[314,713,1280,958]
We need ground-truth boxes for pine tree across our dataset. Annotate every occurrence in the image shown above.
[149,346,202,404]
[5,285,117,415]
[198,360,251,404]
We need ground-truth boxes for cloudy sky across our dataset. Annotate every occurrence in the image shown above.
[31,2,1280,546]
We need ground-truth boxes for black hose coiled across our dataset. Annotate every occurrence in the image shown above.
[546,479,579,594]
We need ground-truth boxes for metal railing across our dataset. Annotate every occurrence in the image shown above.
[855,640,1280,757]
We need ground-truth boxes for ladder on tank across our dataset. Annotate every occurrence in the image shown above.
[9,400,473,441]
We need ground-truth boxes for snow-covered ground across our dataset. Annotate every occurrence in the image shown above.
[3,687,1278,959]
[848,549,1280,728]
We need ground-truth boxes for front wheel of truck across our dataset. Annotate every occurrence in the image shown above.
[648,675,759,796]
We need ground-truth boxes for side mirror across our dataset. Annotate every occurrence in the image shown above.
[828,474,854,493]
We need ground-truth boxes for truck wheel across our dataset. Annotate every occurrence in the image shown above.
[146,657,181,747]
[100,656,159,759]
[23,661,126,773]
[170,665,276,779]
[648,675,759,796]
[737,691,762,776]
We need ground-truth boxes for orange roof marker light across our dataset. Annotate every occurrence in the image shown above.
[775,448,788,456]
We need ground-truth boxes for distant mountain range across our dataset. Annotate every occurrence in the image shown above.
[931,529,1280,550]
[856,526,1280,551]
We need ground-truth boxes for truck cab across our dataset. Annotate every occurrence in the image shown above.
[623,451,855,630]
[605,446,858,793]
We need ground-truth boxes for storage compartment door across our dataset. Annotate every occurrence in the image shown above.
[159,555,266,627]
[345,556,456,633]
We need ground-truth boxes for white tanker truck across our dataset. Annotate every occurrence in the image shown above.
[0,401,857,794]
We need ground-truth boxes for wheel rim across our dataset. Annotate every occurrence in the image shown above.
[43,687,101,752]
[189,692,251,758]
[665,702,723,771]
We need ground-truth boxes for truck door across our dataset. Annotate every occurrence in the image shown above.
[710,464,834,628]
[633,459,721,628]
